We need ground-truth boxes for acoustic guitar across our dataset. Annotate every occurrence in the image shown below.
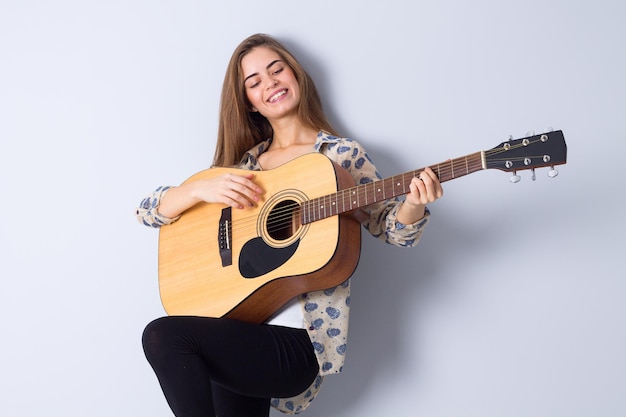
[158,130,567,323]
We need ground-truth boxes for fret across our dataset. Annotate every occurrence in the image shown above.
[315,197,320,220]
[326,194,331,217]
[327,195,332,217]
[323,196,329,218]
[315,199,320,221]
[310,199,315,222]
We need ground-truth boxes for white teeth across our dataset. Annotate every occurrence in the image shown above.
[269,90,286,102]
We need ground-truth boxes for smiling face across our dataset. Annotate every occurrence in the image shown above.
[241,46,301,123]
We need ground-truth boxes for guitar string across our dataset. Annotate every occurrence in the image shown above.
[228,145,538,234]
[222,160,466,234]
[226,138,550,234]
[257,152,542,233]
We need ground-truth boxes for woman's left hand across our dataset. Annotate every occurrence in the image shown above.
[396,167,443,223]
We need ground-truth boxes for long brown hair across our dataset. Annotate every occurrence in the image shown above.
[213,33,338,167]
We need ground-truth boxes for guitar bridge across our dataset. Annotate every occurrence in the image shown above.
[218,207,232,267]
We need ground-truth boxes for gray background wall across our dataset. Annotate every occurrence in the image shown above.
[1,1,624,416]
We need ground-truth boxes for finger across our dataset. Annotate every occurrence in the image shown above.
[408,177,427,205]
[229,173,263,191]
[419,167,438,183]
[419,169,443,199]
[223,175,263,206]
[413,175,439,203]
[219,188,258,209]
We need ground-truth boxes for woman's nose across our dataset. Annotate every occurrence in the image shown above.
[265,78,278,89]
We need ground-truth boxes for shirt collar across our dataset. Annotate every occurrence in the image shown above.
[240,131,342,168]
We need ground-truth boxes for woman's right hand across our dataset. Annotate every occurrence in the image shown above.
[158,173,263,219]
[190,173,263,209]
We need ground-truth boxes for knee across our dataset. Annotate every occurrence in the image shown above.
[142,316,174,362]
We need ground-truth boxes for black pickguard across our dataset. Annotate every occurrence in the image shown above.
[239,237,300,278]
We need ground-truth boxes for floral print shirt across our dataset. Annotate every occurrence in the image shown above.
[136,131,430,414]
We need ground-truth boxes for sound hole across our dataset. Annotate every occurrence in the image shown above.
[267,199,300,241]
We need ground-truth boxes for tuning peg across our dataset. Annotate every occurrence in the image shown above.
[548,166,559,178]
[510,171,521,183]
[531,168,536,181]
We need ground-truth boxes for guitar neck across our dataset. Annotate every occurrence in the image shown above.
[301,151,484,224]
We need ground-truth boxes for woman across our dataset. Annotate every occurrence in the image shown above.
[137,33,443,417]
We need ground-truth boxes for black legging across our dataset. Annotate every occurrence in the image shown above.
[142,316,320,417]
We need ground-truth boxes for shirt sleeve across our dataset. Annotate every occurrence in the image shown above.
[326,139,430,248]
[135,186,180,228]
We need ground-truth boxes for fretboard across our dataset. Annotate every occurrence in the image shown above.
[301,151,485,224]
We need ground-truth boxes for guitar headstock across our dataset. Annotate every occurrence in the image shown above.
[485,130,567,181]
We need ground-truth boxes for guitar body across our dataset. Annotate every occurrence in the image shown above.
[158,153,362,324]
